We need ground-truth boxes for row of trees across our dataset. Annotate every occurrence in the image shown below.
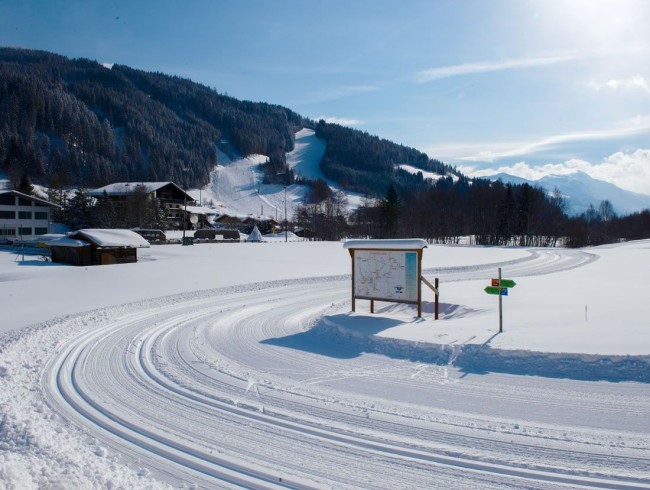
[293,177,650,247]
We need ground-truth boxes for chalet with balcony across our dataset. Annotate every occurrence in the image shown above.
[89,182,195,229]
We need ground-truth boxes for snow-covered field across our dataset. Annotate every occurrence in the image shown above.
[1,239,649,489]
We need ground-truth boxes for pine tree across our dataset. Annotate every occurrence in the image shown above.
[63,188,93,230]
[16,174,34,195]
[91,190,119,228]
[380,184,400,238]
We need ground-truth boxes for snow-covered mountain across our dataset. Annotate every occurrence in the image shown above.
[488,171,650,216]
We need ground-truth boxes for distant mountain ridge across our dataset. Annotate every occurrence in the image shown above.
[489,171,650,216]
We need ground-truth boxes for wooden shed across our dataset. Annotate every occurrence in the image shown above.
[49,229,150,266]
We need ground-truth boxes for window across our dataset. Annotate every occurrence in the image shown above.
[1,228,16,237]
[19,227,32,236]
[18,211,33,220]
[18,198,32,206]
[35,227,48,235]
[0,210,15,219]
[34,211,48,220]
[0,194,14,205]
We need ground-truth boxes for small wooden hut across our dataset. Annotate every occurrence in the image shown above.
[50,229,150,266]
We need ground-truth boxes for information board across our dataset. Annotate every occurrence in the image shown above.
[353,250,419,303]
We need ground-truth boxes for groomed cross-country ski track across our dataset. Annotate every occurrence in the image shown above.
[2,248,649,489]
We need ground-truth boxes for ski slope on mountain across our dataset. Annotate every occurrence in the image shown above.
[192,129,367,220]
[196,151,306,221]
[1,240,649,488]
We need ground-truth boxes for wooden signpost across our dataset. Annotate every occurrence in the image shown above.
[484,267,516,332]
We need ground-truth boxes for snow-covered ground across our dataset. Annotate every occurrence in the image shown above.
[1,239,649,488]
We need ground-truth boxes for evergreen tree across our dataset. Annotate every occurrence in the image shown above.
[91,190,119,228]
[380,184,400,238]
[16,174,34,195]
[145,198,170,230]
[63,188,93,230]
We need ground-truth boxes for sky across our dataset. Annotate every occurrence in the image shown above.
[1,0,650,194]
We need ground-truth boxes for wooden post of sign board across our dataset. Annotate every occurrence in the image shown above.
[420,275,439,320]
[349,249,356,312]
[435,277,439,320]
[370,300,374,313]
[417,249,422,317]
[498,267,503,333]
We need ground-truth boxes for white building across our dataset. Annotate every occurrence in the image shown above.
[0,190,61,242]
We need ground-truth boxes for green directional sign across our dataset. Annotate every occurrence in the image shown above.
[491,278,516,288]
[485,286,508,296]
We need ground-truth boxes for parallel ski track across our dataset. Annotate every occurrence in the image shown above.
[42,249,650,489]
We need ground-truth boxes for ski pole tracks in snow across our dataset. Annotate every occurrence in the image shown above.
[39,252,650,489]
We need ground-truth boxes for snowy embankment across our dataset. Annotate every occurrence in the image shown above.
[1,240,649,488]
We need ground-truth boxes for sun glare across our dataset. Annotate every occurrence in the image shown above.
[536,0,648,54]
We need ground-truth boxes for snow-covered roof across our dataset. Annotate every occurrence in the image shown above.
[0,189,61,208]
[89,182,188,197]
[73,229,151,248]
[36,233,66,242]
[343,239,428,250]
[185,205,218,215]
[48,236,89,248]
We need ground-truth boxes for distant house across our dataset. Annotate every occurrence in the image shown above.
[214,214,278,234]
[184,205,220,229]
[293,226,316,239]
[89,182,195,230]
[49,229,150,266]
[0,190,61,243]
[131,228,167,243]
[193,228,240,241]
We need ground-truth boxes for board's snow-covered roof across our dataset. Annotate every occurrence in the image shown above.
[343,239,428,250]
[74,229,151,248]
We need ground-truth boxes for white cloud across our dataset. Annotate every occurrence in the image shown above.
[430,115,650,163]
[589,75,650,93]
[319,116,364,126]
[101,62,114,69]
[414,54,576,83]
[460,149,650,195]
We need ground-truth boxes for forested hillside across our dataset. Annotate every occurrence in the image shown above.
[0,47,453,197]
[0,47,306,190]
[314,119,457,196]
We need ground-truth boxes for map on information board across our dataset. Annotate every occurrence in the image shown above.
[353,250,418,303]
